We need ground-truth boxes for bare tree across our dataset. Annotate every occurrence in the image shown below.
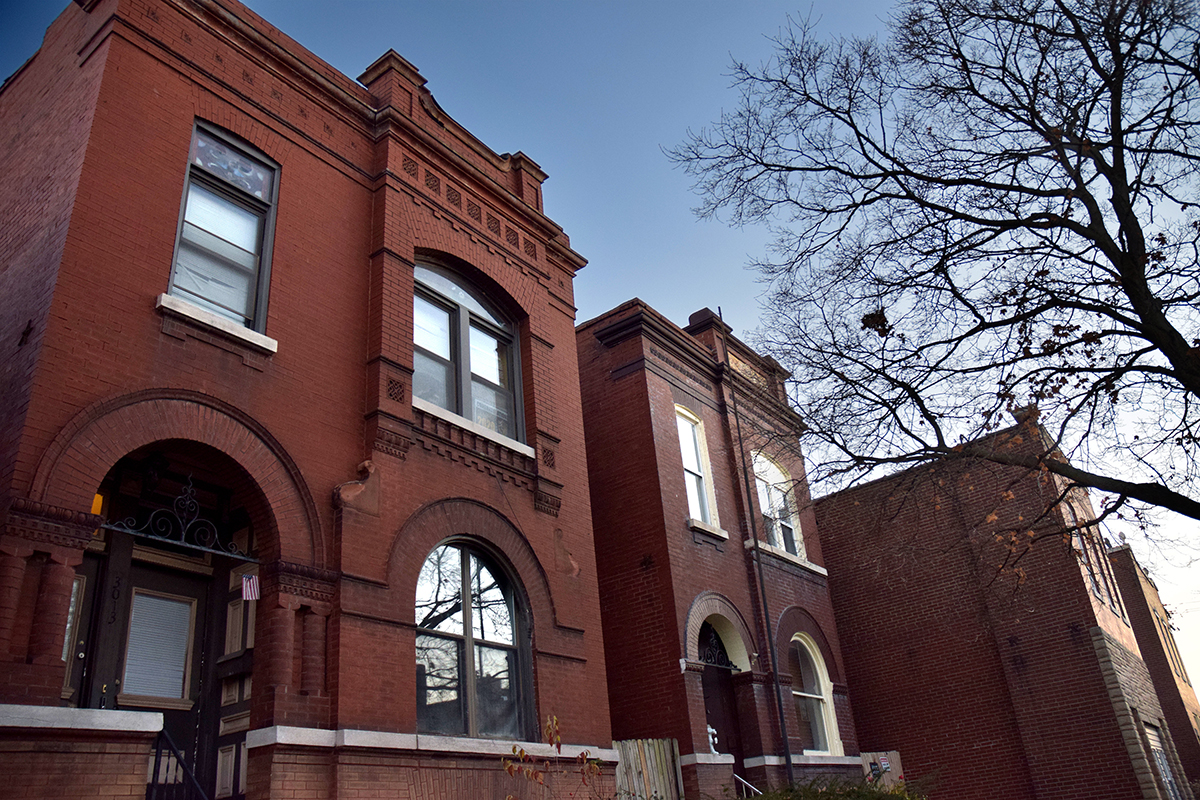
[671,0,1200,522]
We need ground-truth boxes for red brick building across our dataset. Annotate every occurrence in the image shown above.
[816,418,1193,800]
[577,302,860,797]
[1110,545,1200,787]
[0,1,613,798]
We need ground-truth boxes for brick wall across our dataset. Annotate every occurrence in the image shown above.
[1,0,609,796]
[1110,547,1200,786]
[579,301,858,793]
[816,423,1180,800]
[0,728,155,800]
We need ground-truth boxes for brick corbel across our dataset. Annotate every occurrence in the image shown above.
[1,497,100,559]
[261,560,338,609]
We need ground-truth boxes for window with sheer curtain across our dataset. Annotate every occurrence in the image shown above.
[169,124,277,332]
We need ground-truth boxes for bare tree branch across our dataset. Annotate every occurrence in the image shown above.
[671,0,1200,522]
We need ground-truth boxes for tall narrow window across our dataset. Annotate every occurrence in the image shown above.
[415,543,528,738]
[753,453,804,558]
[1145,724,1184,800]
[788,634,842,755]
[413,265,520,440]
[169,125,277,332]
[676,407,713,525]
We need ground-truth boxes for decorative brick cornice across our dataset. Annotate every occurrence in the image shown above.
[372,427,411,460]
[262,560,339,604]
[732,670,774,686]
[534,491,562,517]
[411,406,536,485]
[2,497,100,552]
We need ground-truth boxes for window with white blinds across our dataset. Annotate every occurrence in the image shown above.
[123,591,195,698]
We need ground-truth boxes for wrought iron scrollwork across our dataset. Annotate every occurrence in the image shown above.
[101,476,256,562]
[700,623,737,670]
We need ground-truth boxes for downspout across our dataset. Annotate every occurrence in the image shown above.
[717,308,795,786]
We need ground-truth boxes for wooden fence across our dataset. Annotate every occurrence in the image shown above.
[613,738,684,800]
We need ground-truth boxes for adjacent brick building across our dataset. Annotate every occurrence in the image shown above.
[0,1,613,798]
[816,417,1193,800]
[577,302,860,797]
[1111,545,1200,787]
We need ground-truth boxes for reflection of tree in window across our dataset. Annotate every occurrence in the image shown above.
[415,543,522,738]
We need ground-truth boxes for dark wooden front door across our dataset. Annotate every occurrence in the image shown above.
[71,529,255,799]
[702,663,745,774]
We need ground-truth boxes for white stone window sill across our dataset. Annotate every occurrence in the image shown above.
[413,396,535,458]
[0,703,163,732]
[688,518,728,540]
[795,753,858,765]
[744,537,828,576]
[743,753,856,767]
[679,752,735,766]
[244,725,619,763]
[157,293,278,354]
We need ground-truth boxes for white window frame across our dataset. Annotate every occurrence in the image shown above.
[412,264,523,442]
[675,406,718,528]
[168,123,278,333]
[753,452,804,559]
[790,633,842,756]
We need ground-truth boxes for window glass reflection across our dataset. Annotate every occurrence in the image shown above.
[471,555,513,645]
[415,545,463,634]
[416,634,464,735]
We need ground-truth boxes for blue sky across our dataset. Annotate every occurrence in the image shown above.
[5,0,1199,684]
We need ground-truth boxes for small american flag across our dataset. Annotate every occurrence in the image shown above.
[242,573,260,601]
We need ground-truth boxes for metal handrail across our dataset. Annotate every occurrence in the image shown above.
[147,728,209,800]
[733,774,762,797]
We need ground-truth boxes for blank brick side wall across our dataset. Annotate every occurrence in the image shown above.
[0,4,108,502]
[816,433,1153,800]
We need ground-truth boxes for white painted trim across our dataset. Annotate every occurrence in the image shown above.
[0,704,162,733]
[244,725,618,763]
[792,755,862,766]
[337,729,417,749]
[245,726,336,748]
[156,293,279,354]
[413,396,536,458]
[688,518,729,540]
[743,538,828,576]
[743,753,860,768]
[679,752,735,766]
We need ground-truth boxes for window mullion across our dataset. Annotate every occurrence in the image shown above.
[460,548,478,737]
[456,308,472,419]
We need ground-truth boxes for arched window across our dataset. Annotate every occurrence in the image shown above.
[788,634,841,755]
[753,453,803,558]
[415,542,528,738]
[412,264,520,439]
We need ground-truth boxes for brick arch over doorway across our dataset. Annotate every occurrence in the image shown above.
[389,497,557,630]
[29,389,324,566]
[685,591,756,671]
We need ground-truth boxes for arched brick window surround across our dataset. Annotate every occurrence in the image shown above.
[389,498,557,633]
[29,389,324,566]
[684,591,755,671]
[775,605,841,684]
